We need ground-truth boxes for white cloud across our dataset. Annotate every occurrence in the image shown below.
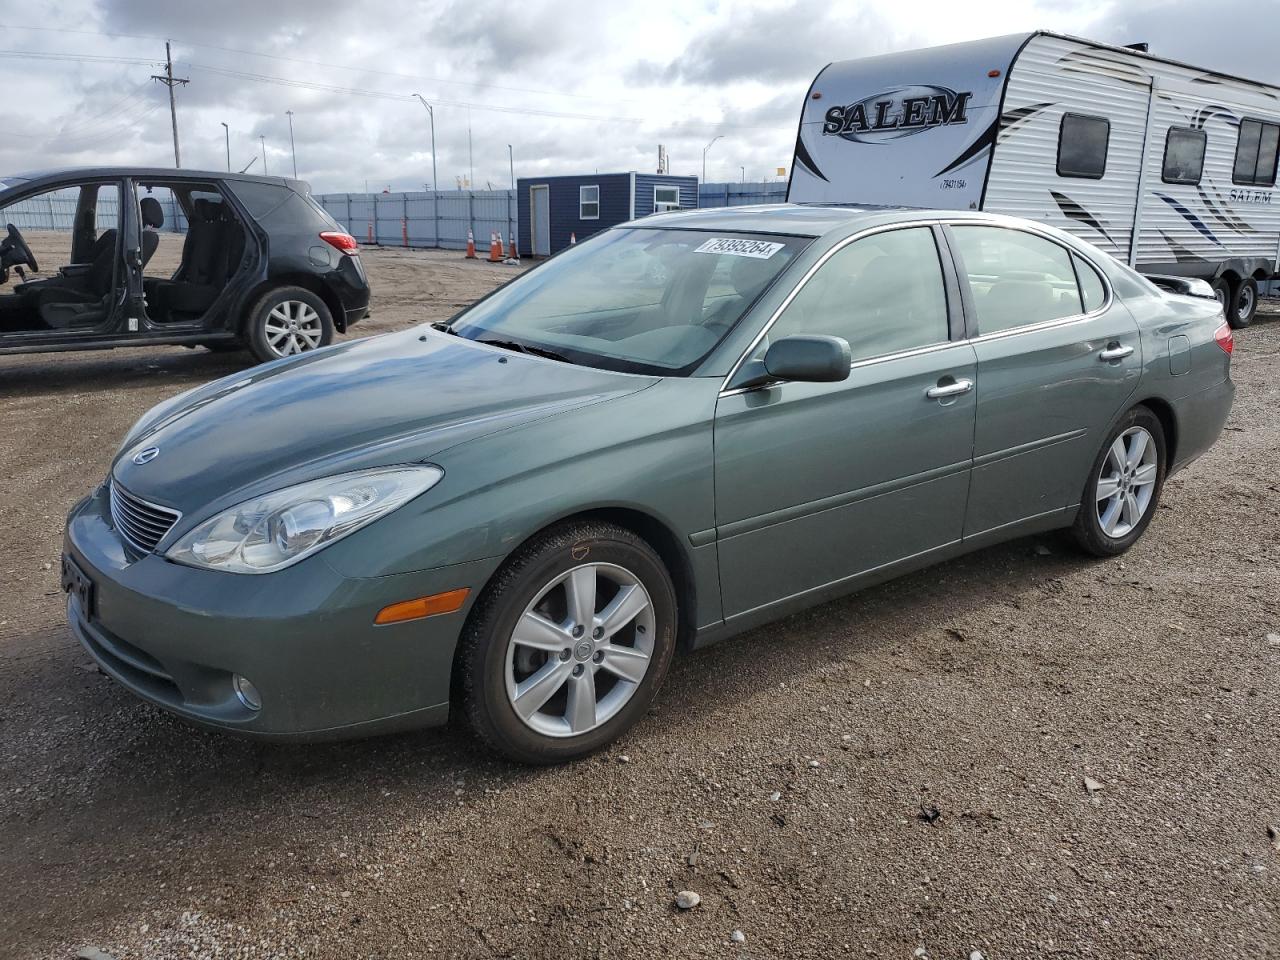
[0,0,1273,191]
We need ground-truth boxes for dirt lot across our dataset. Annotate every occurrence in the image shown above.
[1,240,1277,960]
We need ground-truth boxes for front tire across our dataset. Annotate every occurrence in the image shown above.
[1071,406,1166,557]
[1229,277,1258,329]
[246,286,334,363]
[458,521,678,764]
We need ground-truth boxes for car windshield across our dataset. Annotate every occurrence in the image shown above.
[445,228,808,375]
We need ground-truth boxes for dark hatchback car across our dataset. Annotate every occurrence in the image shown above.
[0,167,369,362]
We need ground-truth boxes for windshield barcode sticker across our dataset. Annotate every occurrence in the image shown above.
[694,237,786,259]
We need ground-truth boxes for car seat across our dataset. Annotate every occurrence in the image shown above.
[37,197,165,329]
[147,198,243,320]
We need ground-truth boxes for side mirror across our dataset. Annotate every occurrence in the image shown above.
[763,335,851,383]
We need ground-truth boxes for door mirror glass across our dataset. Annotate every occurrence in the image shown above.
[763,335,851,383]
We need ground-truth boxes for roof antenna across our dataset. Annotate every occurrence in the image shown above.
[1125,42,1149,52]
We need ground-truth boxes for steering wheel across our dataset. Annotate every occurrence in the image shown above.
[0,223,38,274]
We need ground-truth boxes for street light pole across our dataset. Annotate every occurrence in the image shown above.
[740,165,745,183]
[702,135,723,183]
[285,110,297,178]
[412,94,440,248]
[260,135,267,175]
[220,122,229,172]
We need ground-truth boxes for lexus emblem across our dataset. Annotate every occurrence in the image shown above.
[132,446,160,465]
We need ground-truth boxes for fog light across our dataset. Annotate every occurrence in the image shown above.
[233,674,262,711]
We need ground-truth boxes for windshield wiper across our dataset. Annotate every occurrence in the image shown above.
[477,338,574,364]
[431,321,459,335]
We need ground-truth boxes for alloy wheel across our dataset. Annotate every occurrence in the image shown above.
[1095,426,1158,539]
[504,562,655,738]
[1236,284,1256,324]
[264,300,324,357]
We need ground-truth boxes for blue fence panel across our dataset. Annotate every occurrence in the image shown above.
[314,190,518,251]
[698,181,788,208]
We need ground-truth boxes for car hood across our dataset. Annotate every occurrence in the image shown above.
[111,328,656,512]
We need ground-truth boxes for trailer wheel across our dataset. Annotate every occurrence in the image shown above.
[1211,277,1232,311]
[1228,277,1257,329]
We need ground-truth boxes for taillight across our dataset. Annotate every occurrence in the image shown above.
[320,231,359,254]
[1214,321,1233,355]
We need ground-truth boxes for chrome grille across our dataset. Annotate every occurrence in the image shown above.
[109,480,181,554]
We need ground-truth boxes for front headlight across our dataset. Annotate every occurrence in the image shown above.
[166,465,443,574]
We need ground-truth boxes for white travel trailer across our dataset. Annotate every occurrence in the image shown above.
[788,31,1280,326]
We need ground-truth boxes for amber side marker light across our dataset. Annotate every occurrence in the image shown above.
[375,588,470,625]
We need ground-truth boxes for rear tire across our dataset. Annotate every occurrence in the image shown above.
[246,286,334,364]
[1071,406,1166,558]
[1211,277,1233,313]
[1229,277,1257,329]
[458,521,678,765]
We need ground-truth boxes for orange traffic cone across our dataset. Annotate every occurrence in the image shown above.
[569,231,577,244]
[496,232,506,259]
[465,229,476,259]
[508,230,519,264]
[488,231,502,262]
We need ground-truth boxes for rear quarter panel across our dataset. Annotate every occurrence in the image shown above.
[1119,286,1233,470]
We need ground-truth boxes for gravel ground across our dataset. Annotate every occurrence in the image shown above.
[0,240,1277,960]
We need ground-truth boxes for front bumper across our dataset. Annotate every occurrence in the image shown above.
[64,485,500,740]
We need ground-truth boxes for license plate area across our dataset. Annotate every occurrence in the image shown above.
[61,553,95,619]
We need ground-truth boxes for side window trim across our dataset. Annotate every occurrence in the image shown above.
[938,224,977,341]
[931,224,969,342]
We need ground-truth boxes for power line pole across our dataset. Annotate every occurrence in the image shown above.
[150,40,188,168]
[285,110,297,178]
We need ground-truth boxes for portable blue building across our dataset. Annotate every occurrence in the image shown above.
[516,172,698,257]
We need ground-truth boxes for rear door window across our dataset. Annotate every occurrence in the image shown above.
[769,226,949,361]
[950,226,1083,334]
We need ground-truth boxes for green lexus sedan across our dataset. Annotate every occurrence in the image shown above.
[63,205,1234,763]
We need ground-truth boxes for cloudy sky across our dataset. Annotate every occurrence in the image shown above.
[2,0,1276,194]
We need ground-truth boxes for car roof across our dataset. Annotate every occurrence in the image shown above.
[2,166,306,192]
[629,203,1017,238]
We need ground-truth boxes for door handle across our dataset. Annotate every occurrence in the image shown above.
[1099,343,1134,361]
[925,378,973,400]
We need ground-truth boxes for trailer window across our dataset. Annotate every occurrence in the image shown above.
[580,185,600,220]
[1057,114,1110,180]
[1162,127,1207,185]
[1233,119,1279,187]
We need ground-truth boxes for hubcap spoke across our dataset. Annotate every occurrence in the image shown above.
[1122,492,1140,528]
[1107,437,1127,473]
[1096,475,1121,502]
[1100,494,1123,535]
[596,583,648,639]
[513,611,570,652]
[598,643,650,684]
[512,659,572,719]
[1132,463,1157,487]
[565,671,597,733]
[564,567,597,629]
[1125,431,1149,469]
